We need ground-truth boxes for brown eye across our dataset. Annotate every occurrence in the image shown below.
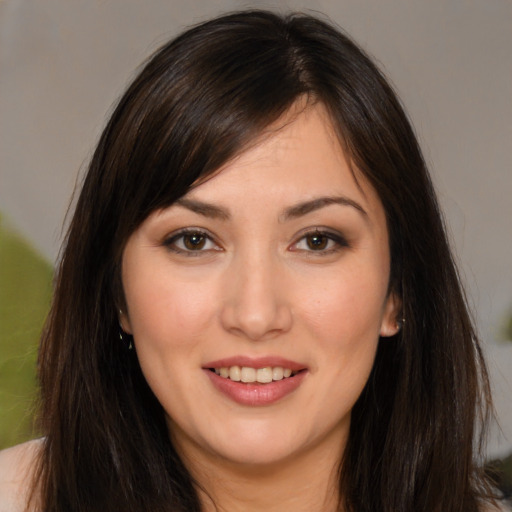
[183,232,207,250]
[291,229,348,254]
[306,233,329,250]
[165,229,218,254]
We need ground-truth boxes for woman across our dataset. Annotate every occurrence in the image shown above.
[0,9,499,512]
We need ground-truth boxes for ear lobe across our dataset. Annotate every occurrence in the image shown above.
[119,309,133,335]
[380,293,402,338]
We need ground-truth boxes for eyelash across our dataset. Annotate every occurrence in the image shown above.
[291,229,349,255]
[164,228,220,256]
[163,228,349,256]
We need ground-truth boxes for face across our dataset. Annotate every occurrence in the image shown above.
[121,103,399,470]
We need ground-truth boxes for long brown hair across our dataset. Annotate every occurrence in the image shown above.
[35,10,494,511]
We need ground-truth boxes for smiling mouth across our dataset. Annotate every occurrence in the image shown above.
[210,366,299,384]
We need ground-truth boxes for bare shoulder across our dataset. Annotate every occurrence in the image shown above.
[0,439,42,512]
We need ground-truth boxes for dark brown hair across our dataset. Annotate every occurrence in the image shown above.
[35,10,494,511]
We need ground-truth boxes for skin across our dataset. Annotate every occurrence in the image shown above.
[0,440,41,512]
[121,102,400,511]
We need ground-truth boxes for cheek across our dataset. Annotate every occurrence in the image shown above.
[123,263,218,349]
[297,263,388,342]
[294,261,388,404]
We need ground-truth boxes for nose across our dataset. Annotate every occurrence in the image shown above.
[220,253,293,341]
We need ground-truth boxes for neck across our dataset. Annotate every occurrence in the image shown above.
[182,436,345,512]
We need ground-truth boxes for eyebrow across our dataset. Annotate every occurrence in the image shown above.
[175,198,231,220]
[174,195,368,222]
[280,196,368,221]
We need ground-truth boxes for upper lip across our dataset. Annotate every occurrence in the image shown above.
[203,356,307,372]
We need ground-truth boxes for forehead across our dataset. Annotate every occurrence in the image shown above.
[184,102,383,221]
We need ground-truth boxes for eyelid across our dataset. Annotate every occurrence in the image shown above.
[163,227,222,255]
[290,227,349,253]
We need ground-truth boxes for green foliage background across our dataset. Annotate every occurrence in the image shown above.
[0,213,53,449]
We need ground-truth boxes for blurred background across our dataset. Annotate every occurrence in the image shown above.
[0,0,511,493]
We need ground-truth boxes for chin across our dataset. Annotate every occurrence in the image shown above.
[198,415,342,470]
[211,437,307,468]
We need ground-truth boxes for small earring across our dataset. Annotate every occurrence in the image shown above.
[119,326,133,350]
[396,317,405,332]
[119,328,133,350]
[118,309,133,350]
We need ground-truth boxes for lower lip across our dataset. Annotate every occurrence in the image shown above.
[204,369,307,406]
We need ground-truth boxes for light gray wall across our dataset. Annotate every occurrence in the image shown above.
[1,0,511,457]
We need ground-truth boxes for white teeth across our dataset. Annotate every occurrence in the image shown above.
[257,367,273,383]
[214,366,296,383]
[272,367,284,381]
[229,365,241,381]
[241,367,256,383]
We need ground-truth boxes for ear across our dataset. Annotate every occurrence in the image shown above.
[379,292,402,338]
[119,308,133,335]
